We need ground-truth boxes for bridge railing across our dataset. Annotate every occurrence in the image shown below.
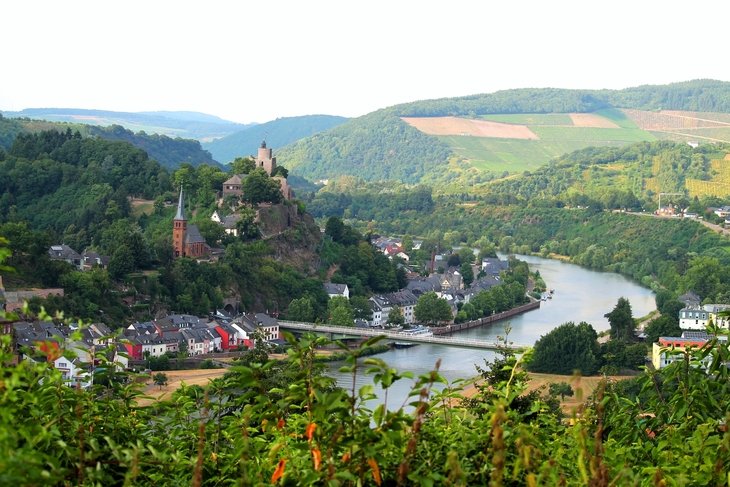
[276,320,531,351]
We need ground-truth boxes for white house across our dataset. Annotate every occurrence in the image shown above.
[324,283,349,300]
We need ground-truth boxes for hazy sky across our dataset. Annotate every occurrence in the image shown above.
[2,1,729,124]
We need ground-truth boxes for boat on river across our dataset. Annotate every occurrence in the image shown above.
[394,326,434,347]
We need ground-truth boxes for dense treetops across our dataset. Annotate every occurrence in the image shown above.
[1,129,172,237]
[484,140,730,206]
[85,124,220,171]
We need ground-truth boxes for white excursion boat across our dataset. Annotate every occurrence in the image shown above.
[394,326,434,347]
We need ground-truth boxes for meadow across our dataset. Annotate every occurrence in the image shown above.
[440,135,626,173]
[594,108,640,128]
[528,126,657,142]
[479,113,574,125]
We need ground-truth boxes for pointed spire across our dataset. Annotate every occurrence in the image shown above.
[174,186,187,221]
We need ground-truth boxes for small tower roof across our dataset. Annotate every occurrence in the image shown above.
[174,186,187,221]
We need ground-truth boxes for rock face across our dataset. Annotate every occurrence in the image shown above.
[257,204,322,275]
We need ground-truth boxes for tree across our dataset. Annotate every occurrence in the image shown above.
[549,382,574,401]
[108,245,135,279]
[402,234,414,252]
[270,166,289,178]
[645,315,682,343]
[414,292,453,325]
[197,218,226,245]
[241,168,282,205]
[605,297,634,342]
[328,296,354,326]
[350,296,372,320]
[235,206,259,240]
[457,247,475,265]
[153,372,168,390]
[527,321,600,376]
[387,305,405,327]
[287,297,314,322]
[229,156,255,175]
[460,261,474,287]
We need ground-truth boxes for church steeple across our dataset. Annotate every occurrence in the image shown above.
[172,186,188,258]
[174,186,187,221]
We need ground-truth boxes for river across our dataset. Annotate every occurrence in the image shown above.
[326,254,656,410]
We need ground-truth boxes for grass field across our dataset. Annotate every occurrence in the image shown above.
[528,126,657,142]
[440,136,627,173]
[480,113,574,125]
[595,108,640,129]
[130,198,155,218]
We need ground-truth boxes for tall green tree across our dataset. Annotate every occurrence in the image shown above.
[528,321,600,376]
[328,296,354,327]
[235,207,259,240]
[460,261,474,287]
[241,168,283,205]
[287,297,314,322]
[605,297,634,342]
[387,305,405,327]
[414,292,453,325]
[229,156,255,175]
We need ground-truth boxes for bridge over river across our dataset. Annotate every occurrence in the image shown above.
[277,320,531,351]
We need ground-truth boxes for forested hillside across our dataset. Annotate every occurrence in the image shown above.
[394,79,730,117]
[0,117,220,171]
[203,115,349,164]
[484,140,730,205]
[0,114,26,152]
[276,80,730,185]
[0,107,250,140]
[85,124,220,170]
[276,110,452,184]
[0,128,173,248]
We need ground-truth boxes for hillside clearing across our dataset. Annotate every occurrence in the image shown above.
[401,116,538,139]
[569,113,620,128]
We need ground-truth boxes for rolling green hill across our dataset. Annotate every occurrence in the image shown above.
[202,115,349,164]
[276,80,730,186]
[276,110,452,184]
[0,108,252,141]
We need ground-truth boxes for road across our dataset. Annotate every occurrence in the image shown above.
[627,212,730,237]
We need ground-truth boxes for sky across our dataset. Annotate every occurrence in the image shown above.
[2,0,730,124]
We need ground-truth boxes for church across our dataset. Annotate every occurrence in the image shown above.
[172,187,210,258]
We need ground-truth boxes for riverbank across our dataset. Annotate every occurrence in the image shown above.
[431,300,541,336]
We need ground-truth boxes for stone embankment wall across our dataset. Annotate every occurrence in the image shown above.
[432,300,540,335]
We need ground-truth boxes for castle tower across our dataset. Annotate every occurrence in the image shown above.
[256,140,276,175]
[172,186,187,258]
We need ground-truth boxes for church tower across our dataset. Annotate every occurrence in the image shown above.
[172,186,187,257]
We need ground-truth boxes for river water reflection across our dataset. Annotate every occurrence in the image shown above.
[326,254,656,410]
